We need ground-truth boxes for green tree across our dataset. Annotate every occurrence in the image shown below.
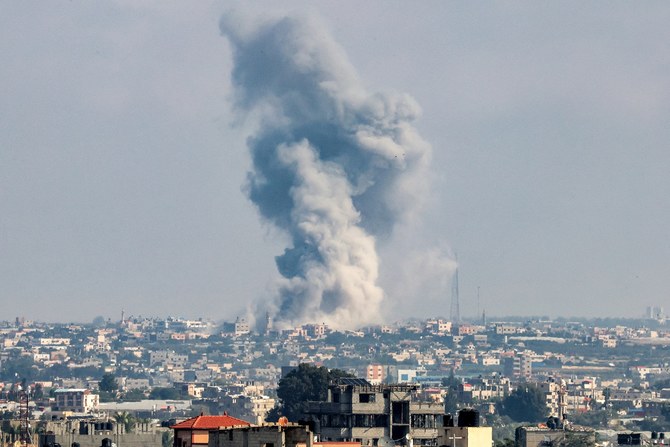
[499,384,547,423]
[99,374,118,393]
[32,383,44,400]
[149,387,182,400]
[121,389,146,402]
[568,409,609,429]
[113,411,135,433]
[267,363,353,422]
[444,390,458,415]
[653,378,670,390]
[0,358,37,381]
[556,432,594,446]
[442,370,459,414]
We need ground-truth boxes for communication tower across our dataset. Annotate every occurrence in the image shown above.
[450,266,460,323]
[19,383,32,446]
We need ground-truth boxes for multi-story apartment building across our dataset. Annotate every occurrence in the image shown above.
[503,353,532,379]
[149,350,188,368]
[52,389,99,413]
[306,379,444,446]
[366,364,384,385]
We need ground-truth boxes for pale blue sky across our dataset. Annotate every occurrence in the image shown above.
[1,1,668,323]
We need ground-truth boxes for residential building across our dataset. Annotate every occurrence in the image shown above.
[52,389,99,414]
[171,414,251,447]
[209,423,315,447]
[503,353,532,379]
[365,364,384,385]
[306,379,444,446]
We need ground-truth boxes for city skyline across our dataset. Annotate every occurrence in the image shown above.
[1,2,669,323]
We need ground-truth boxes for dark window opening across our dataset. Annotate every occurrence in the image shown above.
[359,393,375,403]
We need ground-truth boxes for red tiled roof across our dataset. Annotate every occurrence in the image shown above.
[171,414,251,429]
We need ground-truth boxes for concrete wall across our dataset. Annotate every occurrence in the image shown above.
[440,427,492,447]
[210,425,312,447]
[515,428,595,447]
[53,432,166,447]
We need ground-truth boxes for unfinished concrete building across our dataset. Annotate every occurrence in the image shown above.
[209,423,314,447]
[306,379,444,447]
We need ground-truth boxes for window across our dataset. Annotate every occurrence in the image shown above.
[392,402,410,424]
[411,414,438,429]
[359,393,375,403]
[353,414,387,427]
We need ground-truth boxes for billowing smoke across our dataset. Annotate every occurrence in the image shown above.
[220,13,431,329]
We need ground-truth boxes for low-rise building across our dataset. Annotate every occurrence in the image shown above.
[171,414,251,447]
[209,423,315,447]
[515,425,595,447]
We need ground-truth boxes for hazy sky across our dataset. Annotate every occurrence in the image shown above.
[1,1,669,324]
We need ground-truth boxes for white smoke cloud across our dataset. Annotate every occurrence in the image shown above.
[220,12,433,329]
[274,140,383,328]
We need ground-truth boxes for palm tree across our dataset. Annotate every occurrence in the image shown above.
[112,412,135,434]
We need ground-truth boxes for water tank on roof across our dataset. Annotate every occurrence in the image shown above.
[457,409,479,427]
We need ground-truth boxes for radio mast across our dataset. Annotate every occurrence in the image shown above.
[450,264,460,324]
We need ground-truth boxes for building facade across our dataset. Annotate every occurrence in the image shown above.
[210,423,315,447]
[306,379,444,447]
[171,414,251,447]
[52,389,99,413]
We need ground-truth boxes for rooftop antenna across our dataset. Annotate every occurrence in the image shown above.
[450,256,460,324]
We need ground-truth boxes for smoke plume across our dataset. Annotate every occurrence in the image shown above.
[220,13,431,329]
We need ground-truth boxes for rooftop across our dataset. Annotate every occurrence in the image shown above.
[171,414,251,430]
